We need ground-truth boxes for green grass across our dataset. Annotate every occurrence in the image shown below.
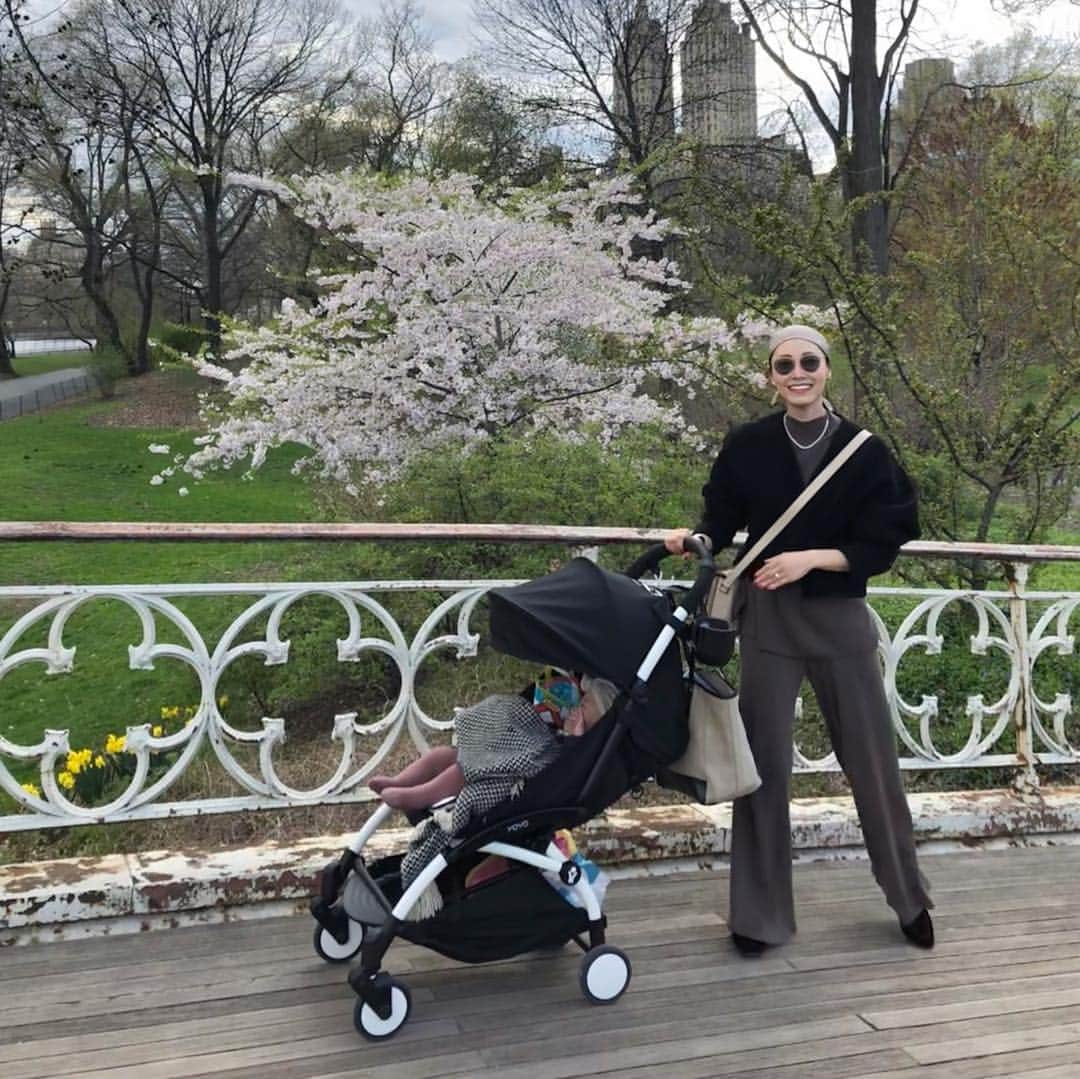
[0,394,376,790]
[6,350,94,377]
[1,397,326,582]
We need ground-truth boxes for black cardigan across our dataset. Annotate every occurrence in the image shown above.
[696,412,919,598]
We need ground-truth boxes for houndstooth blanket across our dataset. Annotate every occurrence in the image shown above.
[401,693,561,916]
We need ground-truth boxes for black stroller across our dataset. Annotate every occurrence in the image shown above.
[310,538,720,1039]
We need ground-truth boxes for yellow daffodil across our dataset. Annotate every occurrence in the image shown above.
[20,781,40,797]
[218,695,229,708]
[57,771,76,790]
[93,755,105,768]
[65,748,93,775]
[105,733,127,754]
[152,725,163,737]
[184,705,197,718]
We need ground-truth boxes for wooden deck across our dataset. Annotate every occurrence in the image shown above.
[3,845,1080,1078]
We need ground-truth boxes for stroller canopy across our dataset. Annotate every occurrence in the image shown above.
[488,557,686,765]
[489,557,672,688]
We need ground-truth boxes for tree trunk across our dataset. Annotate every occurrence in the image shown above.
[848,2,888,275]
[131,263,155,376]
[0,281,15,377]
[201,184,224,358]
[127,225,160,376]
[81,234,127,364]
[0,339,15,378]
[966,483,1005,589]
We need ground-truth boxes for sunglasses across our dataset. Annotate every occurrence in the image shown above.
[772,354,823,375]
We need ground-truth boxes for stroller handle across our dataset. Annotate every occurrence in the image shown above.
[625,535,716,616]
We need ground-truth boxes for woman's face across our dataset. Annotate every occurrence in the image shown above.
[768,339,829,412]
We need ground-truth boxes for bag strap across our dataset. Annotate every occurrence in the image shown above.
[725,426,873,584]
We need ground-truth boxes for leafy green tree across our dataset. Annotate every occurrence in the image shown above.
[425,69,554,186]
[886,93,1078,564]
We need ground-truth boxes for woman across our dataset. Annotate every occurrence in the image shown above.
[665,324,933,954]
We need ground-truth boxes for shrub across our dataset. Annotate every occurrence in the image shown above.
[152,321,208,363]
[86,348,126,399]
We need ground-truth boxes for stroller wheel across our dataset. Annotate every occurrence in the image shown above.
[579,945,632,1005]
[313,919,364,963]
[354,979,411,1040]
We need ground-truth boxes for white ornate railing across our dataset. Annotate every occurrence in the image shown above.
[0,523,1076,831]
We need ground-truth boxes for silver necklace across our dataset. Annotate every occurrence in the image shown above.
[783,412,832,450]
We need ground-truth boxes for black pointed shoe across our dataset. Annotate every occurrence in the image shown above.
[731,932,769,956]
[901,909,935,949]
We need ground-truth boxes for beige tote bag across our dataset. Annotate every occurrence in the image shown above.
[675,670,761,803]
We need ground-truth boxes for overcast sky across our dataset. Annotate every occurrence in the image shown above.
[350,0,1079,92]
[349,0,1077,166]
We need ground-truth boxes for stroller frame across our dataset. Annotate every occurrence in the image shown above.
[311,538,716,1040]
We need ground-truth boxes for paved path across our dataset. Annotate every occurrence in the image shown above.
[0,366,93,420]
[2,845,1080,1077]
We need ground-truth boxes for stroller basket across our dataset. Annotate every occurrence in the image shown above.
[352,853,590,964]
[343,858,396,929]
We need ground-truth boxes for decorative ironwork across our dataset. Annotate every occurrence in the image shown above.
[1,536,1076,831]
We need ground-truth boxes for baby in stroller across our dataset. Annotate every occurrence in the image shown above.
[368,671,619,811]
[373,672,619,921]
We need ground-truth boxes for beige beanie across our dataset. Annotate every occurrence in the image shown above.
[767,324,830,360]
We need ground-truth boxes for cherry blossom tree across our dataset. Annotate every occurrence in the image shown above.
[175,171,778,490]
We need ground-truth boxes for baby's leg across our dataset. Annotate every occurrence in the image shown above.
[380,763,465,810]
[369,744,458,793]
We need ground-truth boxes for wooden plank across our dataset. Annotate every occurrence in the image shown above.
[465,999,866,1069]
[571,1041,911,1079]
[15,1015,347,1079]
[313,1051,487,1079]
[0,965,401,1031]
[451,1001,1080,1079]
[791,931,1080,975]
[596,1017,1080,1079]
[844,1041,1080,1079]
[484,1018,873,1078]
[0,999,355,1066]
[0,947,358,1009]
[2,520,1072,562]
[0,983,348,1048]
[0,520,670,545]
[666,1048,920,1079]
[904,1020,1080,1066]
[64,1019,462,1079]
[862,987,1080,1030]
[0,917,310,978]
[1002,1067,1080,1079]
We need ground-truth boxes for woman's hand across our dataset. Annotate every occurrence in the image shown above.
[753,551,820,590]
[664,528,692,556]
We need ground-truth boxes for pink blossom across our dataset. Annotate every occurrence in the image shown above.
[179,172,822,486]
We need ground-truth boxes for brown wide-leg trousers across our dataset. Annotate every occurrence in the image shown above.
[728,637,932,945]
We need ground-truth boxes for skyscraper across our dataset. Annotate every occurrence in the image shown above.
[681,1,757,145]
[612,0,675,152]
